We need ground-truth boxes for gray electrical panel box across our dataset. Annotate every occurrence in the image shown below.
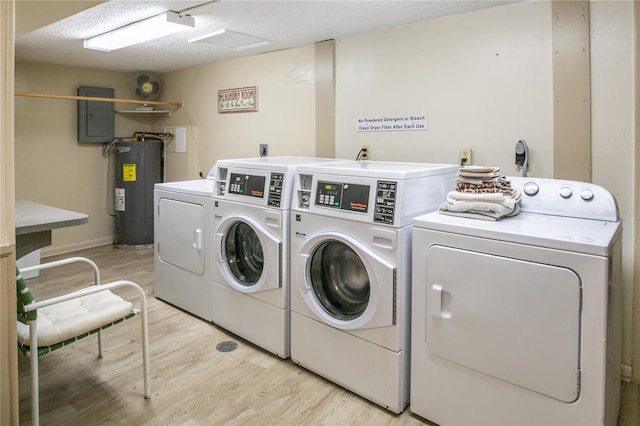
[77,86,114,143]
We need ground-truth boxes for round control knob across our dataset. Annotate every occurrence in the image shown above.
[523,182,539,196]
[301,193,310,207]
[560,187,573,198]
[580,189,594,201]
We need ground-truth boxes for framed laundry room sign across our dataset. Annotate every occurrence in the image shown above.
[218,86,258,113]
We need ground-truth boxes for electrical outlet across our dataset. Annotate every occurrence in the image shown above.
[360,145,370,160]
[459,147,472,166]
[260,143,268,157]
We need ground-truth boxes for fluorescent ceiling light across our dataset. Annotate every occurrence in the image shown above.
[84,11,195,52]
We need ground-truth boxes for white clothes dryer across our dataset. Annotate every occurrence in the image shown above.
[411,177,622,426]
[210,156,352,359]
[154,177,214,321]
[289,161,458,413]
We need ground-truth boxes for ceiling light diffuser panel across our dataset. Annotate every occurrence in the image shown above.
[84,11,195,52]
[188,30,270,50]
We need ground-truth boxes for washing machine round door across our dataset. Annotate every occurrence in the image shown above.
[299,232,396,330]
[215,215,281,293]
[309,240,369,321]
[225,221,263,285]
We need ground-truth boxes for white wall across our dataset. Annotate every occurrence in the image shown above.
[335,1,553,176]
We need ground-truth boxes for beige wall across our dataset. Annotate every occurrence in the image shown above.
[156,45,319,176]
[334,0,636,373]
[590,0,635,373]
[14,45,320,255]
[335,1,553,176]
[14,62,152,254]
[635,0,640,384]
[1,1,17,423]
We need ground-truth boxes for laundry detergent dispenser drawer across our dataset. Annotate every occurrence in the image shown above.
[425,245,581,403]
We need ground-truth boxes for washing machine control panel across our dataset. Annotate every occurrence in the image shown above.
[228,173,266,198]
[315,181,370,213]
[313,179,399,224]
[267,172,285,207]
[374,181,397,224]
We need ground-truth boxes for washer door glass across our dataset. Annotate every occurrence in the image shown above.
[308,239,370,320]
[224,221,263,286]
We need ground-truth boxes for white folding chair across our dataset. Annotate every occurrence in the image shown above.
[16,256,150,426]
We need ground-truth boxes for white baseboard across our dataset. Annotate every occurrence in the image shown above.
[622,364,632,381]
[41,237,115,258]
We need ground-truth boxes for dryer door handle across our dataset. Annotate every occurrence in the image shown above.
[193,229,202,251]
[431,284,443,317]
[431,284,452,319]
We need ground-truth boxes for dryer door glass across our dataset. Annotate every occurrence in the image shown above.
[224,221,264,286]
[309,240,370,320]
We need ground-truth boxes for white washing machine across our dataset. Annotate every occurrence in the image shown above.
[289,161,458,413]
[154,176,215,321]
[210,156,352,359]
[411,176,622,426]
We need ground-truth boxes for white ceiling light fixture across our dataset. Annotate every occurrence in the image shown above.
[84,11,195,52]
[188,29,270,51]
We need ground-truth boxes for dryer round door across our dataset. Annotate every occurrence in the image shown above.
[215,215,281,293]
[297,232,396,330]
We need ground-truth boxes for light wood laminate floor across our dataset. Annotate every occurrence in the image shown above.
[17,244,640,425]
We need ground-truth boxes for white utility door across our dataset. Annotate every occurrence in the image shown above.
[158,198,205,274]
[425,245,581,403]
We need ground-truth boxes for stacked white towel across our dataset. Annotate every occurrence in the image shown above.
[439,166,522,221]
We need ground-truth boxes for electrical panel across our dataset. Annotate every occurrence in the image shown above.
[77,86,114,143]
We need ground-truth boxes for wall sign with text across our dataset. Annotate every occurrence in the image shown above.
[356,115,427,132]
[218,86,258,113]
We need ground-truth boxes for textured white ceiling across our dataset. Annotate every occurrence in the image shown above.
[15,0,528,74]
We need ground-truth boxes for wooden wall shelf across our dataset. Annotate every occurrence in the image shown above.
[15,91,182,109]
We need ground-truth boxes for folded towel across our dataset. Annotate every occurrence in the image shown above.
[456,177,513,192]
[439,197,521,220]
[439,165,522,220]
[447,191,517,208]
[458,166,501,177]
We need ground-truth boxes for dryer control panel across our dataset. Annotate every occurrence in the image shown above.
[509,176,619,222]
